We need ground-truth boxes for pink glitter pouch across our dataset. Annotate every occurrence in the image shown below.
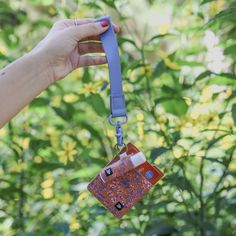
[87,143,164,218]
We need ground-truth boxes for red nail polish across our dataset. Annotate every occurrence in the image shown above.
[101,20,109,27]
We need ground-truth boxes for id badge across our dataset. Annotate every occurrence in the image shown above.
[87,143,164,218]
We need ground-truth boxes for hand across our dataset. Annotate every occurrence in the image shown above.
[34,18,120,82]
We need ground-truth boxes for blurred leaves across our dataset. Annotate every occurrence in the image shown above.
[232,104,236,125]
[201,0,215,5]
[206,6,236,27]
[161,97,188,117]
[224,44,236,55]
[87,94,107,117]
[150,147,169,161]
[29,97,50,108]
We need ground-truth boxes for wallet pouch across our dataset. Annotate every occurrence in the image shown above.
[87,143,164,218]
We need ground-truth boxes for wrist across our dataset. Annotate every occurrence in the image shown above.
[27,48,55,86]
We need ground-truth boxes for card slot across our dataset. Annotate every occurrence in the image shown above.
[135,162,164,185]
[88,167,154,218]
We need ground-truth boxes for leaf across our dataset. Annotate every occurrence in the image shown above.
[205,7,236,28]
[68,166,100,180]
[118,37,137,48]
[195,70,212,82]
[100,81,108,91]
[2,30,19,48]
[145,223,177,236]
[109,227,138,235]
[82,67,90,83]
[232,104,236,125]
[172,131,181,142]
[29,97,50,108]
[224,44,236,55]
[208,75,235,85]
[52,106,72,121]
[53,222,70,234]
[207,134,229,149]
[86,2,102,10]
[30,139,50,149]
[87,94,106,116]
[147,200,173,209]
[177,60,203,67]
[195,71,235,85]
[34,162,64,171]
[150,147,169,161]
[32,19,52,28]
[155,96,175,104]
[153,60,167,78]
[201,157,224,165]
[79,122,102,140]
[149,33,174,42]
[218,73,235,80]
[102,0,116,8]
[200,0,215,5]
[161,98,188,117]
[162,85,178,94]
[166,175,196,193]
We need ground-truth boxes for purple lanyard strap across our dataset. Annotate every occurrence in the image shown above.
[96,16,128,147]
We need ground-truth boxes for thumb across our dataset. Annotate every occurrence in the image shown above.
[64,21,110,42]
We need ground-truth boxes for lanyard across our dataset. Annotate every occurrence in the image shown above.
[96,16,128,147]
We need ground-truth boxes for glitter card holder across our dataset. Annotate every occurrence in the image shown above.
[87,143,164,218]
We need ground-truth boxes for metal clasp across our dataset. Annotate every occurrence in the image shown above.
[109,114,128,148]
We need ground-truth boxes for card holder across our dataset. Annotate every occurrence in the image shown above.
[87,143,164,218]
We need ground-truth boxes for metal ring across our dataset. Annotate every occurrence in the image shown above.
[114,142,127,152]
[109,114,128,126]
[74,18,78,26]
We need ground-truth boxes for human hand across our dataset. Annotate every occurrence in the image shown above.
[34,18,120,82]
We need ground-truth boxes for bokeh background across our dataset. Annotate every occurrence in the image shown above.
[0,0,236,235]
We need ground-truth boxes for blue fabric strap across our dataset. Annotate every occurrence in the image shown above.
[96,16,127,119]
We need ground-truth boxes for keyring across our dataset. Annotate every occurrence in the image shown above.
[114,142,127,152]
[74,18,79,26]
[109,114,128,127]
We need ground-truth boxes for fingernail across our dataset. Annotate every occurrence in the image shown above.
[101,20,109,27]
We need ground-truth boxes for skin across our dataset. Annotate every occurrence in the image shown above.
[0,18,120,128]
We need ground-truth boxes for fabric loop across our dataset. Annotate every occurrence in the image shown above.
[96,16,127,146]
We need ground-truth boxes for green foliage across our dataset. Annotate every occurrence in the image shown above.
[0,0,236,235]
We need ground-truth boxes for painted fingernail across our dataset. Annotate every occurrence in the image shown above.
[101,20,109,27]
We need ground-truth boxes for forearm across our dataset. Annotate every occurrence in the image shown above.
[0,18,113,128]
[0,51,53,128]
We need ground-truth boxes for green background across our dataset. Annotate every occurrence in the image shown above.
[0,0,236,235]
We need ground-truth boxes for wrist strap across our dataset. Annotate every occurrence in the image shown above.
[96,16,127,119]
[96,16,128,147]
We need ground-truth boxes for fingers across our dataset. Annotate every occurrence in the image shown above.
[65,22,110,42]
[48,18,96,36]
[67,18,120,33]
[54,18,120,33]
[57,19,120,43]
[80,35,102,42]
[113,24,121,34]
[79,55,107,67]
[61,18,95,27]
[80,24,121,42]
[78,42,104,55]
